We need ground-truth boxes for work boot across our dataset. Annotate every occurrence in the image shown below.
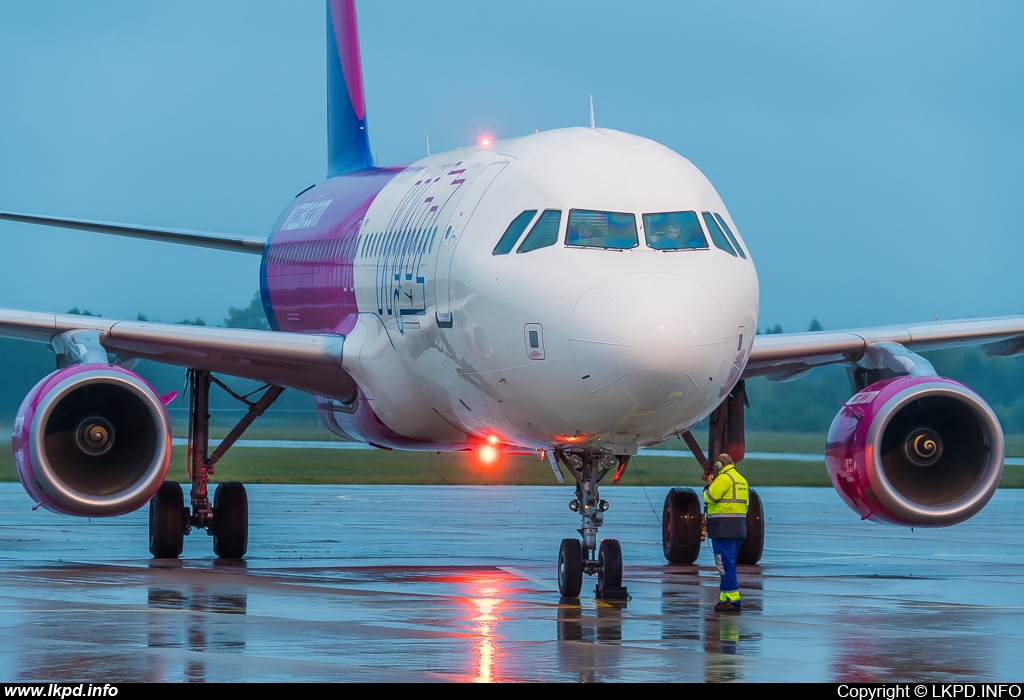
[714,600,741,613]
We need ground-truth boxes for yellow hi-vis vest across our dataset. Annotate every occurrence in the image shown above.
[703,464,749,517]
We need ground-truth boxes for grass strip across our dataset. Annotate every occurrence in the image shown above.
[2,445,1022,487]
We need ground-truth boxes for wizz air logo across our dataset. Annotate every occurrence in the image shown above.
[283,199,333,230]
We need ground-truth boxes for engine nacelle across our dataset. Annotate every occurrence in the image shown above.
[826,375,1003,527]
[11,364,173,517]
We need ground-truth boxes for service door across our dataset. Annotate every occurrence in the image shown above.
[434,161,507,325]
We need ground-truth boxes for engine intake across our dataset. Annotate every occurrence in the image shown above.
[826,376,1003,526]
[12,364,173,517]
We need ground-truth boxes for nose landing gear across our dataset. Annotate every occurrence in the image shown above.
[551,450,628,600]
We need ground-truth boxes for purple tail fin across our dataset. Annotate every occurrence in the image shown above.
[327,0,372,175]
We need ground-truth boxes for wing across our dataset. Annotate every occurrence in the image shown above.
[0,211,265,254]
[0,308,354,401]
[744,315,1024,379]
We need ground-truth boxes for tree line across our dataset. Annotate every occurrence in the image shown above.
[64,291,269,330]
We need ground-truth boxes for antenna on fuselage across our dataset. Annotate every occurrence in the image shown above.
[425,131,431,156]
[589,94,596,129]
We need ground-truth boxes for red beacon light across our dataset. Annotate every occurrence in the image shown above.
[477,134,493,149]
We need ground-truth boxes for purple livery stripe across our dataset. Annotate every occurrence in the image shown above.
[260,168,400,335]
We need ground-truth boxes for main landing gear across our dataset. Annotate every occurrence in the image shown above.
[661,379,765,565]
[661,487,764,564]
[148,369,282,559]
[551,450,629,600]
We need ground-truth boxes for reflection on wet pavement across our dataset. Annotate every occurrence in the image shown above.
[555,601,625,682]
[0,484,1022,681]
[146,583,247,682]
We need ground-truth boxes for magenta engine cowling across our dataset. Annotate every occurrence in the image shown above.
[11,364,173,517]
[826,375,1003,527]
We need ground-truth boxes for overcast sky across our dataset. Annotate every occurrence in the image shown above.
[1,1,1022,331]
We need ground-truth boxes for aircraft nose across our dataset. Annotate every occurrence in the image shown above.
[569,273,726,419]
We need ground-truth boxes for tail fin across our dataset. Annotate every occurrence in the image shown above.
[327,0,372,175]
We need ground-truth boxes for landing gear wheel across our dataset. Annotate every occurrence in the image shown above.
[737,488,764,564]
[149,481,185,558]
[212,482,248,559]
[598,538,622,589]
[557,538,584,597]
[662,487,702,563]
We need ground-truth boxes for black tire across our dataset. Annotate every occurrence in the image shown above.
[149,481,185,558]
[212,482,248,559]
[662,487,702,563]
[557,538,584,597]
[738,488,764,565]
[598,538,622,589]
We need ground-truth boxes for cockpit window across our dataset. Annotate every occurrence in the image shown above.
[713,213,746,259]
[565,210,638,249]
[492,210,537,255]
[642,211,707,250]
[517,209,562,253]
[702,212,738,256]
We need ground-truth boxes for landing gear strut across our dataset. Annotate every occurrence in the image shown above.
[148,369,282,559]
[551,450,628,600]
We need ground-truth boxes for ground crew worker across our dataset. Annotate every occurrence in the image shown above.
[703,452,749,613]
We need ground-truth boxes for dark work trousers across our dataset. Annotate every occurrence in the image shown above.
[711,537,742,603]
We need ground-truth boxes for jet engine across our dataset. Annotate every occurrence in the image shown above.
[825,375,1003,526]
[11,364,173,517]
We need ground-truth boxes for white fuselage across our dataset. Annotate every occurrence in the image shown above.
[344,127,759,453]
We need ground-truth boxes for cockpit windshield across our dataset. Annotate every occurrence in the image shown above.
[493,210,537,255]
[714,213,747,259]
[566,210,638,249]
[702,212,738,256]
[642,211,707,250]
[517,210,562,253]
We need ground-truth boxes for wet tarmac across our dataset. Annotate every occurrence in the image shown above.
[0,483,1022,682]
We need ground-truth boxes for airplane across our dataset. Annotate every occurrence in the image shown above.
[0,0,1020,599]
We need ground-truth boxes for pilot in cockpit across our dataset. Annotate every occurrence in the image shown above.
[662,221,683,247]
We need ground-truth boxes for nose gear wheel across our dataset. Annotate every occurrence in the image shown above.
[557,538,584,597]
[598,538,622,589]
